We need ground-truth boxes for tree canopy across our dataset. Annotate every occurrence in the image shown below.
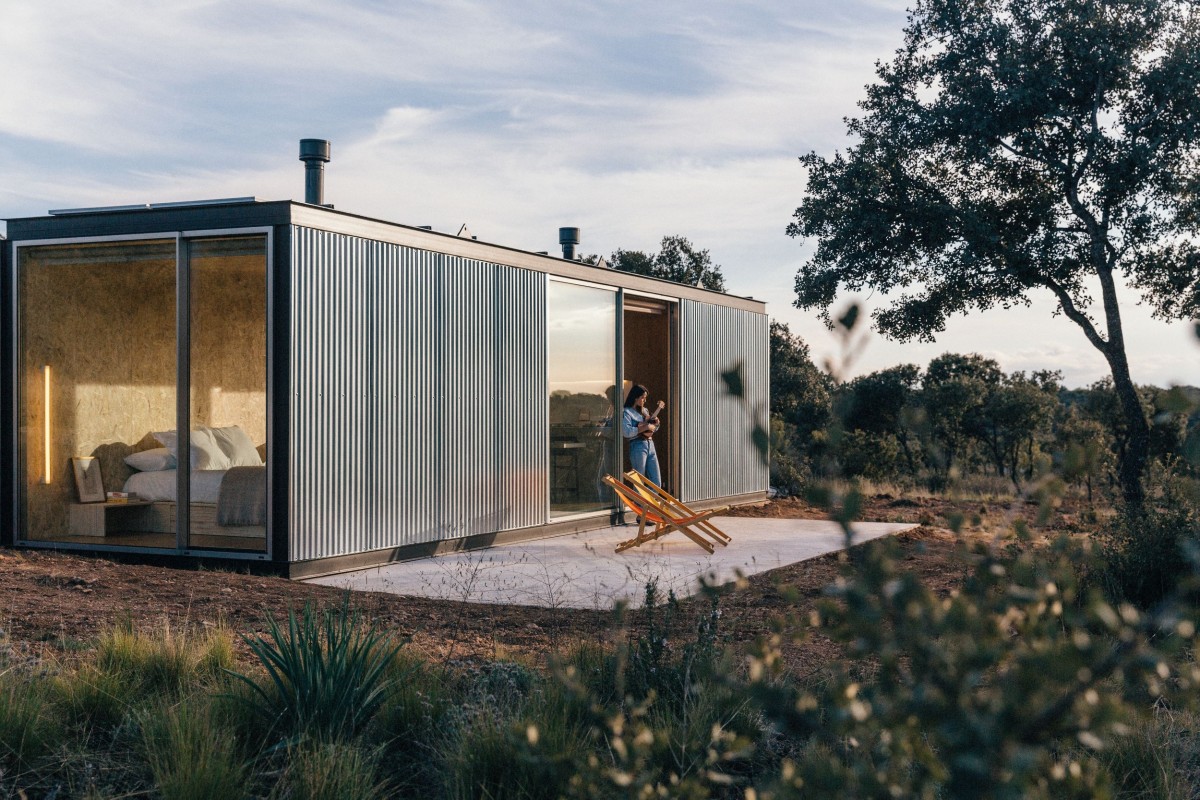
[789,0,1200,504]
[611,235,727,292]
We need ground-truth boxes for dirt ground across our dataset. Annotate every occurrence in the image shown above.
[0,491,1090,673]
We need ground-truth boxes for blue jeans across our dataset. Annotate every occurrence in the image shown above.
[628,439,662,486]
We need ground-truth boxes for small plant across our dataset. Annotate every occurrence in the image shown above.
[96,620,234,695]
[142,696,250,800]
[622,580,722,712]
[230,600,405,743]
[1097,703,1200,800]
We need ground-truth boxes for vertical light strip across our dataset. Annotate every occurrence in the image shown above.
[42,365,51,484]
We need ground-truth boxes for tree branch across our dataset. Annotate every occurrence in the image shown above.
[996,137,1065,171]
[1038,277,1109,353]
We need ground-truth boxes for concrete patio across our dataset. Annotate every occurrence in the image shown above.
[305,517,917,610]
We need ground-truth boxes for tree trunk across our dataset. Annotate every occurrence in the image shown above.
[1095,260,1149,508]
[898,430,918,476]
[1107,353,1150,507]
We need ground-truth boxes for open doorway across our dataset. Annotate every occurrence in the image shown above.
[623,297,674,492]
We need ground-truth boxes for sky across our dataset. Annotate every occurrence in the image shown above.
[1,0,1196,389]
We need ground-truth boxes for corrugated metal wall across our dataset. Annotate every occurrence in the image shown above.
[678,300,770,502]
[289,227,548,561]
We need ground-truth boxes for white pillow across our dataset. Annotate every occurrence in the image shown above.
[152,428,232,471]
[124,447,176,472]
[208,425,263,468]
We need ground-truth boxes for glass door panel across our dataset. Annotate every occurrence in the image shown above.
[186,236,268,552]
[547,281,618,518]
[17,239,177,547]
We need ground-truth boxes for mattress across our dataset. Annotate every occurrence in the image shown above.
[123,469,227,504]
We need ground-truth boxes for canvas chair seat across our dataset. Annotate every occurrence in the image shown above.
[603,474,730,554]
[622,470,732,546]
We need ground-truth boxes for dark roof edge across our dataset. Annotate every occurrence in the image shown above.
[4,199,766,313]
[287,202,767,313]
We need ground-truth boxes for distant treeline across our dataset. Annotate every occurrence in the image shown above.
[770,322,1200,496]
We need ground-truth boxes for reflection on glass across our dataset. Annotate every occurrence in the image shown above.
[548,281,617,518]
[188,237,268,552]
[18,239,177,546]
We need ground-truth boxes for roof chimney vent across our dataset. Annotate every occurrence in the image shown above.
[299,139,331,206]
[559,227,580,260]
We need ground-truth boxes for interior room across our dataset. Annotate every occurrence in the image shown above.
[622,297,674,492]
[17,236,268,553]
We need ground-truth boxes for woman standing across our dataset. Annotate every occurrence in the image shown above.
[622,384,664,486]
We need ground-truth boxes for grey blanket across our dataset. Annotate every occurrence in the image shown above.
[217,467,267,526]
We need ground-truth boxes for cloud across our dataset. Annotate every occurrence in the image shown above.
[2,0,1190,390]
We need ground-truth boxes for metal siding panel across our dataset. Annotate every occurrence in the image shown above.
[678,299,770,502]
[289,226,548,561]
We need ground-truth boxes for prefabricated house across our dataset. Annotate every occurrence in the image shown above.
[1,151,768,577]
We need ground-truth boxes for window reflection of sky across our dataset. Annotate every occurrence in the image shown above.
[548,282,615,397]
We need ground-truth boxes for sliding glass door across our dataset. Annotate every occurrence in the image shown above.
[17,239,178,546]
[186,236,269,552]
[15,232,270,557]
[547,280,619,518]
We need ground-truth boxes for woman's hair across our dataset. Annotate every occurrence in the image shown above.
[624,384,648,408]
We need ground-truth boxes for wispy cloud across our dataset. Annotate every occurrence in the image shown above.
[2,0,1192,388]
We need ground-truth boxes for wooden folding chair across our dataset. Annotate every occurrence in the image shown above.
[622,471,732,547]
[602,474,718,554]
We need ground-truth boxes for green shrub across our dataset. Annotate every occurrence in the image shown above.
[142,696,250,800]
[770,415,811,496]
[1099,479,1200,608]
[747,506,1200,798]
[58,662,137,732]
[837,429,901,481]
[269,739,389,800]
[555,583,763,798]
[623,581,723,714]
[97,621,234,695]
[230,601,405,744]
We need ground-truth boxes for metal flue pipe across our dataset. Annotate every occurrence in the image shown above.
[559,227,580,260]
[299,139,332,205]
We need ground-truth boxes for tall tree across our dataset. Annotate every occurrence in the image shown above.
[612,235,727,292]
[922,354,1002,475]
[769,321,832,439]
[789,0,1200,505]
[978,371,1061,487]
[842,364,923,474]
[768,322,832,493]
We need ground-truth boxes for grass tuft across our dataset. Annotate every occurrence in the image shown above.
[142,696,251,800]
[60,620,235,732]
[270,739,390,800]
[0,671,64,771]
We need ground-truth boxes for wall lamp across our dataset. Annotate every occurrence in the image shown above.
[42,365,51,484]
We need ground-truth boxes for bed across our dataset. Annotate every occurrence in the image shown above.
[93,426,268,542]
[122,467,267,539]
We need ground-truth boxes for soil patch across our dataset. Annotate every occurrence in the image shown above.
[0,493,1085,674]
